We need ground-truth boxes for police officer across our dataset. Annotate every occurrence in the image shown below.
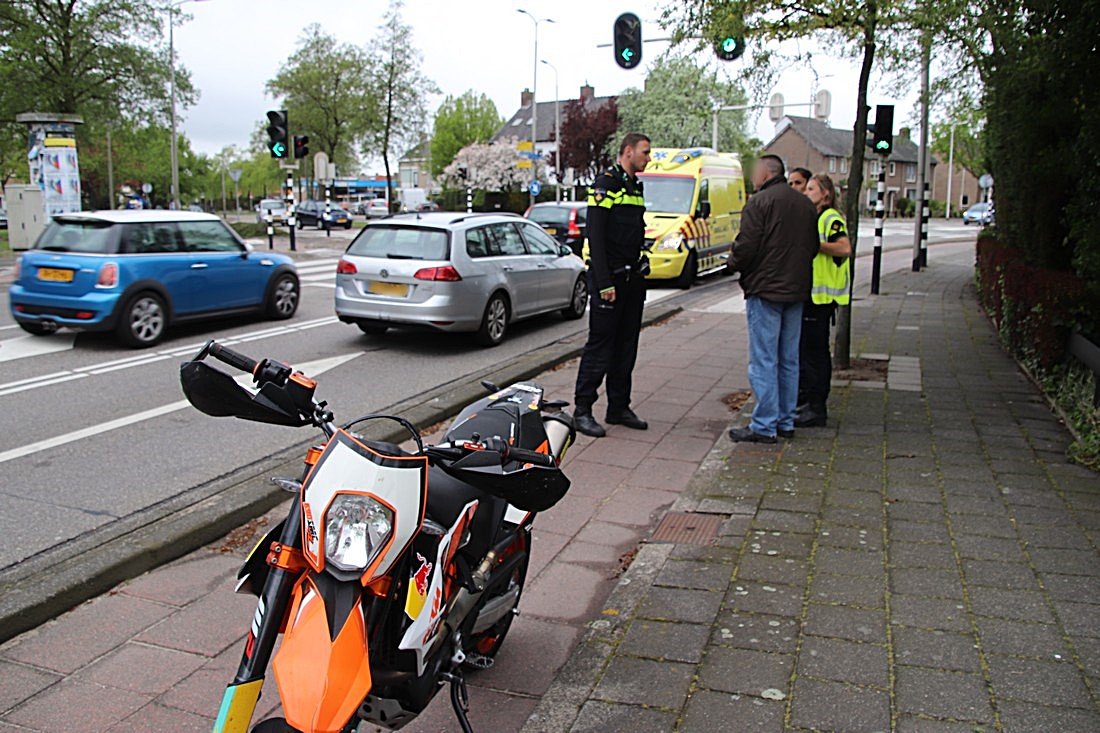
[573,132,652,438]
[796,173,852,427]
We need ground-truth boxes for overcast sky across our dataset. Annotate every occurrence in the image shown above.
[174,0,922,172]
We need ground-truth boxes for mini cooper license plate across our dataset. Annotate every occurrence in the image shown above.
[37,267,74,283]
[367,281,409,297]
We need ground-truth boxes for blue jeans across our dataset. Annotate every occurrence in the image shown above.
[745,296,804,436]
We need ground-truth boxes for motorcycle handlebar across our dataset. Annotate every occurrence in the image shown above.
[204,341,259,376]
[503,446,557,468]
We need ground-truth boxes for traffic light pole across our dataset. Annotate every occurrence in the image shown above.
[265,209,274,250]
[913,34,931,272]
[871,156,887,295]
[285,171,297,252]
[324,182,331,238]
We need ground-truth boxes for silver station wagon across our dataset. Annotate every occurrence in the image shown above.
[334,212,588,346]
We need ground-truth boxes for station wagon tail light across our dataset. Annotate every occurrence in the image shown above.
[567,209,582,237]
[336,259,357,275]
[414,266,462,281]
[96,262,119,288]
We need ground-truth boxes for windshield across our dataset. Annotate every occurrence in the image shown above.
[527,206,571,227]
[968,203,989,212]
[36,219,116,253]
[639,175,696,214]
[259,199,285,211]
[347,225,449,260]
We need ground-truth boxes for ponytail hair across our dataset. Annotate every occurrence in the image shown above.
[812,173,840,210]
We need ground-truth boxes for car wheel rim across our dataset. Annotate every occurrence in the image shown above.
[572,280,587,313]
[488,299,506,341]
[274,278,298,315]
[130,298,163,342]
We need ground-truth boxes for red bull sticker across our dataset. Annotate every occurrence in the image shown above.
[404,553,433,619]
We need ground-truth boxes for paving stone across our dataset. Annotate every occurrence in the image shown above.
[522,562,611,622]
[789,677,890,733]
[807,572,885,609]
[0,659,61,713]
[889,595,971,632]
[571,520,642,548]
[803,604,885,642]
[952,534,1026,562]
[890,567,964,599]
[134,589,255,658]
[4,679,150,732]
[569,700,677,733]
[950,513,1020,538]
[653,559,731,592]
[989,655,1096,714]
[597,486,678,527]
[726,580,803,618]
[617,619,711,664]
[696,646,792,697]
[750,510,816,535]
[814,546,884,577]
[667,543,739,563]
[636,586,724,625]
[679,689,785,732]
[798,635,889,687]
[628,457,703,493]
[962,559,1040,590]
[78,642,207,695]
[891,626,981,672]
[895,714,988,732]
[759,490,823,514]
[119,551,241,608]
[711,611,800,654]
[1050,600,1100,638]
[888,520,951,544]
[967,587,1054,623]
[997,700,1100,733]
[590,656,694,709]
[106,701,212,733]
[890,541,959,570]
[1029,548,1100,577]
[817,525,881,550]
[735,554,809,586]
[470,617,582,696]
[824,506,881,529]
[895,666,994,722]
[975,617,1070,660]
[744,530,814,560]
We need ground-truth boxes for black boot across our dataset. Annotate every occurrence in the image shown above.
[794,404,828,428]
[575,411,606,438]
[606,407,648,430]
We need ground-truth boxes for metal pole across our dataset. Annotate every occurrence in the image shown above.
[912,34,930,272]
[168,10,180,211]
[553,69,560,203]
[324,181,331,238]
[712,107,719,151]
[105,127,114,209]
[286,171,297,252]
[266,209,274,250]
[871,157,886,294]
[919,179,929,268]
[945,125,955,219]
[220,164,227,214]
[466,186,473,213]
[531,24,538,206]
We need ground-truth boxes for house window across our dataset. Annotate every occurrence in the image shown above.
[840,158,848,174]
[905,164,917,182]
[870,159,882,176]
[828,157,836,173]
[889,162,896,177]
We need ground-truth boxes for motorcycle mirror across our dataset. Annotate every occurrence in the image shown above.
[480,380,500,393]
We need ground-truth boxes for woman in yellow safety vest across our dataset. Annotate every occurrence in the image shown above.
[796,173,852,428]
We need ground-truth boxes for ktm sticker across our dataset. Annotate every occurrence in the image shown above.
[404,553,433,620]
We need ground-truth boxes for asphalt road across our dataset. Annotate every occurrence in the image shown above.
[0,220,974,571]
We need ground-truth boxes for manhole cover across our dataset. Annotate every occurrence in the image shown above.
[651,512,723,545]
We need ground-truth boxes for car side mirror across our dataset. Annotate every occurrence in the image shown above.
[241,241,253,258]
[559,244,572,257]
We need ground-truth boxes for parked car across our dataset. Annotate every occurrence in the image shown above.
[334,213,588,346]
[417,201,441,212]
[9,211,299,347]
[525,202,587,256]
[256,198,288,225]
[296,200,352,229]
[366,198,390,218]
[962,202,994,226]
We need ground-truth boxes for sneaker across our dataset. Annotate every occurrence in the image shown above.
[728,426,777,444]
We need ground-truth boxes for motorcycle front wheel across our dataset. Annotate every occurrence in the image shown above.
[466,529,530,664]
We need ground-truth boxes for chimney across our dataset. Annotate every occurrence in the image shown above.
[579,84,594,101]
[898,126,911,142]
[521,88,533,107]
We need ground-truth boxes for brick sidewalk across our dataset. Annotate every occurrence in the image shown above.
[0,288,749,732]
[523,254,1100,732]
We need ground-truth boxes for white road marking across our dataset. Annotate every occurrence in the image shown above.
[0,333,78,363]
[698,293,747,314]
[647,288,678,304]
[0,324,21,331]
[0,351,363,465]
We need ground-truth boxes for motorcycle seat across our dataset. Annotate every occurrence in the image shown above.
[426,466,507,559]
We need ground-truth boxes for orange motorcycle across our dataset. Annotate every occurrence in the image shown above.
[180,340,574,733]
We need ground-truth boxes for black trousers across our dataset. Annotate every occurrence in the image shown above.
[574,272,646,415]
[798,301,836,409]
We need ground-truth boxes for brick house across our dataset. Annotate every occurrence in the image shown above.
[764,116,936,216]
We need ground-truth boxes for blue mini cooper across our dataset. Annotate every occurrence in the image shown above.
[9,211,299,347]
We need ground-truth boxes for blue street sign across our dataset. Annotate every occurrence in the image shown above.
[519,151,541,160]
[529,180,542,197]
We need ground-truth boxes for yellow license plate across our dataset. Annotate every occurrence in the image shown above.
[367,281,409,297]
[544,228,557,235]
[38,267,74,283]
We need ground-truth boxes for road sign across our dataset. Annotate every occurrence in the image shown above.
[519,151,541,160]
[517,140,533,152]
[313,152,330,183]
[517,159,533,169]
[529,180,542,197]
[979,173,994,189]
[228,168,242,183]
[141,183,152,194]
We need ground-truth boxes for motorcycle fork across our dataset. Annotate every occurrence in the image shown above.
[213,488,305,733]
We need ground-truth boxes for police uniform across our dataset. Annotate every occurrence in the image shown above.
[574,163,647,430]
[797,207,851,424]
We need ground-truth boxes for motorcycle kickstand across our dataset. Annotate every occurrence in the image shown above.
[441,671,474,733]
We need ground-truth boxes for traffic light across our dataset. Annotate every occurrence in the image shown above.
[266,110,288,159]
[714,34,745,61]
[293,135,310,160]
[872,104,894,155]
[613,12,642,69]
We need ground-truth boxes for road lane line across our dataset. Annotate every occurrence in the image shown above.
[0,351,363,465]
[0,333,77,363]
[0,372,88,397]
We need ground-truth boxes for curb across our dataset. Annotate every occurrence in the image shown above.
[0,302,682,643]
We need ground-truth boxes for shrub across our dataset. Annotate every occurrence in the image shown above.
[230,222,270,239]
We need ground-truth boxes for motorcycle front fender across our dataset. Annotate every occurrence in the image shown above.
[272,573,373,733]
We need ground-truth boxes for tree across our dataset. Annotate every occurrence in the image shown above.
[363,1,439,207]
[559,97,620,185]
[439,140,543,192]
[617,54,749,155]
[930,104,986,181]
[430,91,501,176]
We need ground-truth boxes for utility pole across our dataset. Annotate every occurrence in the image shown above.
[945,125,956,218]
[518,9,553,207]
[912,34,931,271]
[541,59,561,203]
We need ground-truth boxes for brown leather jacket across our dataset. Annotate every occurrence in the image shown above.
[728,176,820,302]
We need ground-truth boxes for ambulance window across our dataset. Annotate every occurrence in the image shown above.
[696,179,710,218]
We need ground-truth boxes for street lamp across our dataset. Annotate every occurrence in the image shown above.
[517,9,553,205]
[540,59,561,202]
[165,0,208,211]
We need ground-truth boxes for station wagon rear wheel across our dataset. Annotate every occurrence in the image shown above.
[561,276,588,320]
[116,292,166,348]
[265,274,299,320]
[475,293,509,347]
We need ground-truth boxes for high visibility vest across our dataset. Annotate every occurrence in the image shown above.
[811,207,851,305]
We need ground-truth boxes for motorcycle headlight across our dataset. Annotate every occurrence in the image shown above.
[655,233,685,252]
[324,494,394,572]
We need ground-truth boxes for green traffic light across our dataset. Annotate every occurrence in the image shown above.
[621,47,634,62]
[722,37,737,53]
[272,141,287,158]
[875,140,890,151]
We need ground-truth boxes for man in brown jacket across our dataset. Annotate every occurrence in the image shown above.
[727,155,820,443]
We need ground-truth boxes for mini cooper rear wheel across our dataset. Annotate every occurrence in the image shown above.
[265,273,299,320]
[116,292,166,348]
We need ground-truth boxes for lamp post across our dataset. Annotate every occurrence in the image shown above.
[165,0,207,211]
[540,59,561,202]
[518,9,553,206]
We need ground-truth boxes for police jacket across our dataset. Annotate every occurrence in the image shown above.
[586,164,646,291]
[728,175,819,302]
